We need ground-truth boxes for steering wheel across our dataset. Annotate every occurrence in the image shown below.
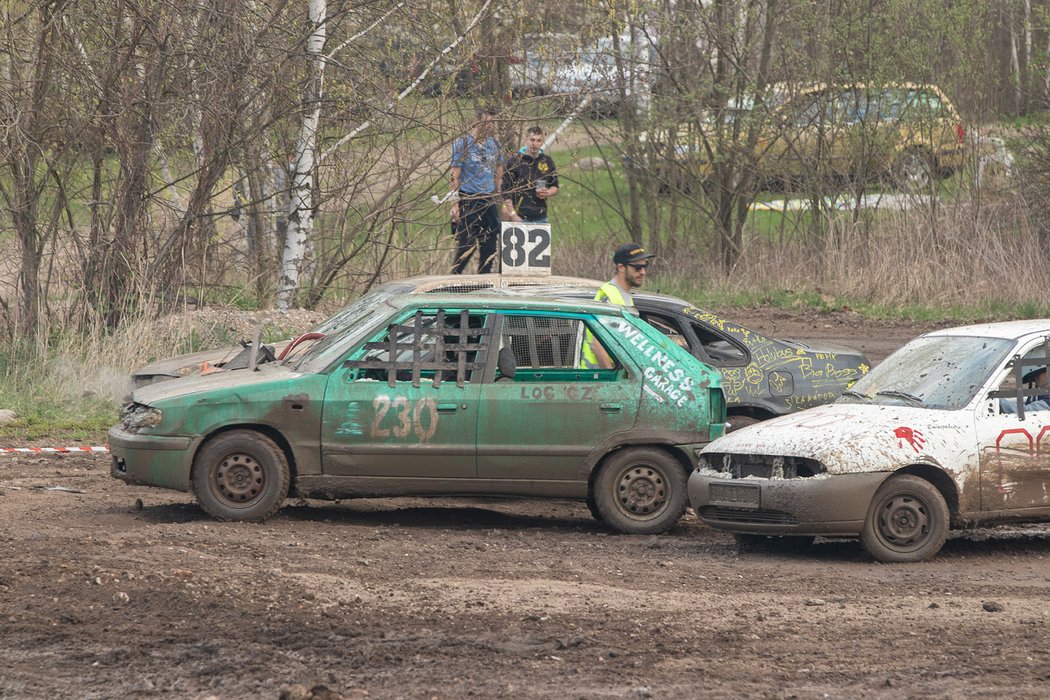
[277,332,326,360]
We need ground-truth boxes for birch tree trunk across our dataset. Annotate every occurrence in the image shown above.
[278,0,327,310]
[1009,4,1022,114]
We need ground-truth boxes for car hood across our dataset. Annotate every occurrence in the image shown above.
[132,340,294,381]
[778,337,867,360]
[131,362,304,404]
[702,403,972,474]
[132,346,242,379]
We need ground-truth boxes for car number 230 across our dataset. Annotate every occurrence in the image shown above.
[371,396,439,441]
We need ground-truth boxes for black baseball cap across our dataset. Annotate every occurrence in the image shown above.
[613,242,656,265]
[1023,366,1048,383]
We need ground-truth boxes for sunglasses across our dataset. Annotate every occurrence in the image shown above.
[627,263,649,271]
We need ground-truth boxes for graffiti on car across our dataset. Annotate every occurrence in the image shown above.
[893,426,926,452]
[613,319,697,408]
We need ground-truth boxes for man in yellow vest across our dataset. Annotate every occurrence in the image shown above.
[581,242,656,369]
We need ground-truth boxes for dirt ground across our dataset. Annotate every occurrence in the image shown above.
[4,311,1050,699]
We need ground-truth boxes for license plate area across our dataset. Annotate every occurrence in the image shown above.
[709,482,760,508]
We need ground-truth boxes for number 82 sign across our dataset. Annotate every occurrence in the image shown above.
[500,223,552,277]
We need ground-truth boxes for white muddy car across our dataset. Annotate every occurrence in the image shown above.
[688,320,1050,562]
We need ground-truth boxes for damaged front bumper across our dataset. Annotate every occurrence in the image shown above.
[688,469,889,537]
[109,427,199,492]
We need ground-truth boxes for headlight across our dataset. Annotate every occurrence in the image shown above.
[120,403,162,432]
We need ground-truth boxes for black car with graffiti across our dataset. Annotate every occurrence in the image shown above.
[507,287,870,430]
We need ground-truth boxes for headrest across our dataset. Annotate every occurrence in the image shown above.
[497,347,517,378]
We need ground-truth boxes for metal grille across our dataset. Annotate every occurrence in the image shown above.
[698,506,799,525]
[422,283,490,294]
[353,310,490,388]
[502,315,583,368]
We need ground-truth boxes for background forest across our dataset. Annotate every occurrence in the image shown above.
[4,0,1050,428]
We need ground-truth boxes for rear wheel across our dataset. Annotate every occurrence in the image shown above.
[593,447,687,534]
[860,475,948,563]
[192,430,290,522]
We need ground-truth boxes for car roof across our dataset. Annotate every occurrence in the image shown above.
[387,292,640,316]
[924,319,1050,342]
[490,283,696,309]
[388,274,604,294]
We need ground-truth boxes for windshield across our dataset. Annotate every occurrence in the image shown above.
[287,286,406,372]
[838,335,1014,410]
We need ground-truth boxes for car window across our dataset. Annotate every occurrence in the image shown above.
[288,285,412,372]
[688,321,748,366]
[992,342,1050,415]
[290,305,397,373]
[638,312,688,348]
[904,89,942,115]
[833,90,860,123]
[311,285,407,335]
[840,335,1014,410]
[639,312,690,350]
[350,310,490,387]
[500,314,619,379]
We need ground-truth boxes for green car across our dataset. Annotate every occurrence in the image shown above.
[110,294,725,534]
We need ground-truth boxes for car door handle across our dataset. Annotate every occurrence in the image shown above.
[600,403,622,413]
[437,403,463,413]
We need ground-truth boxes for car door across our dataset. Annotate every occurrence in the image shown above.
[977,340,1050,511]
[320,309,490,478]
[475,312,638,481]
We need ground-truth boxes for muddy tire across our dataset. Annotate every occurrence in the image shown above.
[860,475,948,563]
[593,447,687,535]
[586,493,604,524]
[192,431,290,522]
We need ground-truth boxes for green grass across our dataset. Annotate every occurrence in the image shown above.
[0,393,116,441]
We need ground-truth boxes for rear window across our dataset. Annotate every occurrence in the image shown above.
[501,315,586,369]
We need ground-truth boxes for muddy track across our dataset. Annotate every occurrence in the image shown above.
[4,313,1048,699]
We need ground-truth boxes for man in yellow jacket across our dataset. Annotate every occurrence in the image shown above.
[581,242,656,369]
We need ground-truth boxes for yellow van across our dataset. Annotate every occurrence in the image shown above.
[641,83,967,191]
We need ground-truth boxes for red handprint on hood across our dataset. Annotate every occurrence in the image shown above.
[894,426,926,453]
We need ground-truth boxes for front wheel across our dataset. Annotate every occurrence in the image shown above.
[860,475,948,563]
[192,430,290,522]
[593,447,687,534]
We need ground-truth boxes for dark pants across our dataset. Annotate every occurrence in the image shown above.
[452,194,500,274]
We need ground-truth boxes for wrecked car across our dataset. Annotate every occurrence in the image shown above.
[134,276,867,430]
[111,295,726,534]
[131,275,600,388]
[494,286,870,429]
[689,320,1050,562]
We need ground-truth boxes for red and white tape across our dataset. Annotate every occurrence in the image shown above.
[0,446,109,455]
